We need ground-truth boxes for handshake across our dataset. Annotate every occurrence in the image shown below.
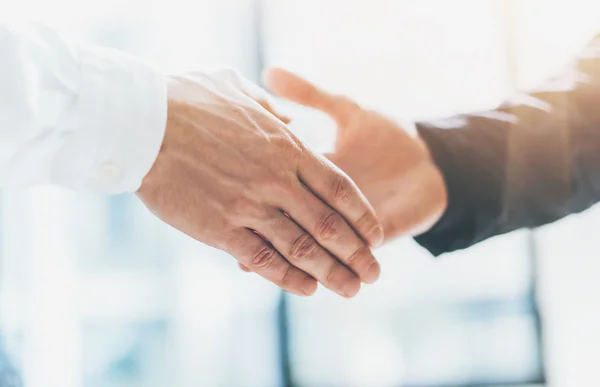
[137,68,448,298]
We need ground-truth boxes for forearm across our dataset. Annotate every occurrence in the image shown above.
[0,21,166,193]
[415,34,600,255]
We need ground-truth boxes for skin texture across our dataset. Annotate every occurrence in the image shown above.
[136,70,384,298]
[262,68,448,243]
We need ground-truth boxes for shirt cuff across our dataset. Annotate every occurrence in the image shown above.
[54,44,167,194]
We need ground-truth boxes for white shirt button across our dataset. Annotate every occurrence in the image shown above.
[98,161,119,183]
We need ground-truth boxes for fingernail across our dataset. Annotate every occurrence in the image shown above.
[367,225,384,248]
[363,261,381,284]
[343,281,361,298]
[301,277,318,296]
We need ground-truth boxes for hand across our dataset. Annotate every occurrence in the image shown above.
[136,69,383,298]
[264,68,447,242]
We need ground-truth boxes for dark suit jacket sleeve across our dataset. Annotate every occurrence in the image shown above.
[414,34,600,256]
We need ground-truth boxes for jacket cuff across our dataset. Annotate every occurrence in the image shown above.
[413,122,475,256]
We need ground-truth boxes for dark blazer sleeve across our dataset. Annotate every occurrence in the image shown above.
[414,34,600,256]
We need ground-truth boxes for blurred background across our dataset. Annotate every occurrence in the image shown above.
[1,0,600,386]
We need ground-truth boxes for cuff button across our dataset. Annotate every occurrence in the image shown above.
[98,161,119,183]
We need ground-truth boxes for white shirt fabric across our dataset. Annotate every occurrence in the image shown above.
[0,21,167,194]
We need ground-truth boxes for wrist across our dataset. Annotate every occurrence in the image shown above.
[138,95,186,194]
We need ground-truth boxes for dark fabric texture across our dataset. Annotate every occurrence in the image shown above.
[415,34,600,256]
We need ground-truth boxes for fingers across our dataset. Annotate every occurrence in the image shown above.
[224,228,317,296]
[251,210,361,298]
[299,153,384,247]
[278,177,382,285]
[264,67,359,126]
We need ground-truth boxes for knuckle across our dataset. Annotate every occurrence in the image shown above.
[340,96,361,111]
[273,134,303,160]
[316,211,341,240]
[227,198,269,223]
[264,176,297,197]
[289,234,317,262]
[331,173,352,205]
[250,244,277,268]
[214,224,243,250]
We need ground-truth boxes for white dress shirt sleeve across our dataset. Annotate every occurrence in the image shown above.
[0,21,167,194]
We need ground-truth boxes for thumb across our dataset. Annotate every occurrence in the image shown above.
[263,67,359,126]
